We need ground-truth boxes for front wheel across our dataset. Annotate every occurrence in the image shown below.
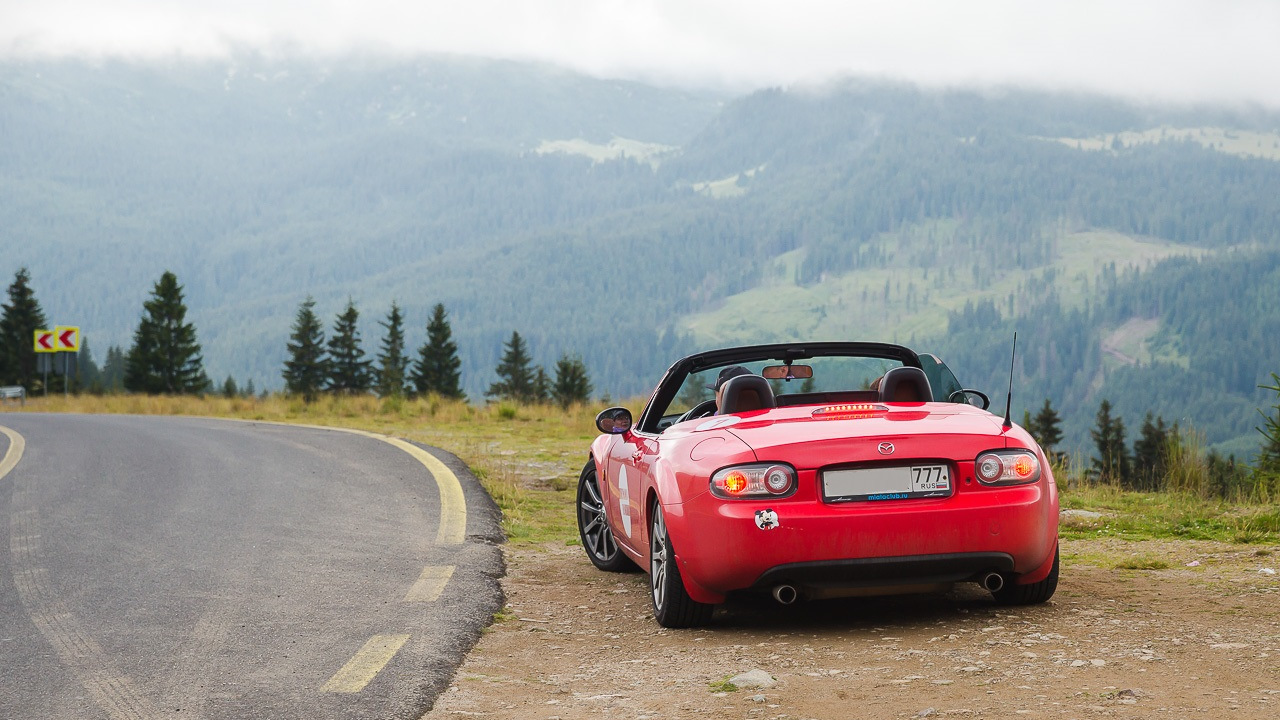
[994,545,1059,605]
[576,460,635,572]
[649,502,713,628]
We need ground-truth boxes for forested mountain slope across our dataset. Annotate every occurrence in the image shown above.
[2,56,1278,458]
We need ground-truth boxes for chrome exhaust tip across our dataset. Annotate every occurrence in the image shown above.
[980,572,1005,593]
[772,584,798,605]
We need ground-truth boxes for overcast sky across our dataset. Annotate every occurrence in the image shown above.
[3,0,1279,107]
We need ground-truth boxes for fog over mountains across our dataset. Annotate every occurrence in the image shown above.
[3,54,1279,458]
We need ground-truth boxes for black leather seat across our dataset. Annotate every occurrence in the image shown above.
[719,375,777,414]
[879,367,932,403]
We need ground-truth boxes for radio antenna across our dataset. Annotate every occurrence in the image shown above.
[1002,332,1017,430]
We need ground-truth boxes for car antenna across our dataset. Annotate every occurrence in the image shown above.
[1002,331,1017,430]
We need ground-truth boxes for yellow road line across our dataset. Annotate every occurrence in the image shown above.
[374,435,467,546]
[0,425,23,480]
[403,565,455,602]
[320,634,411,693]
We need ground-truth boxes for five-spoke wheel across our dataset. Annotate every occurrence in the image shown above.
[576,460,635,572]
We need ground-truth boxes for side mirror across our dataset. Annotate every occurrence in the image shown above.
[948,389,991,410]
[595,407,633,435]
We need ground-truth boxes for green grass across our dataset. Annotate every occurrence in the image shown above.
[1059,483,1280,544]
[1047,126,1280,162]
[708,678,739,693]
[677,227,1201,347]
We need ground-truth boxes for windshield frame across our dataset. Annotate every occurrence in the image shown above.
[636,342,923,434]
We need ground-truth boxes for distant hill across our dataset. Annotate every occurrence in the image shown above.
[3,55,1279,459]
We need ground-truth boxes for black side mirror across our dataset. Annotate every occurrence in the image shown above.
[947,389,991,410]
[595,407,633,435]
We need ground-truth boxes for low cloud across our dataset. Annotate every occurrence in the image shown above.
[2,0,1279,106]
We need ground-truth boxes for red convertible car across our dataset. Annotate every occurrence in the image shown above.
[577,342,1059,627]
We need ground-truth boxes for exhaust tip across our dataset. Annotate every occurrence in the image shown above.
[772,584,798,605]
[981,572,1005,593]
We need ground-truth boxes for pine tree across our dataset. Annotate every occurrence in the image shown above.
[1021,409,1037,440]
[124,271,208,394]
[222,375,239,398]
[101,345,126,393]
[1132,412,1169,491]
[486,331,535,402]
[552,354,593,408]
[244,378,255,398]
[1090,399,1131,486]
[411,303,464,399]
[0,268,49,390]
[532,365,551,404]
[282,297,328,403]
[1032,398,1064,457]
[375,302,409,398]
[79,337,103,394]
[326,299,373,394]
[1256,372,1280,479]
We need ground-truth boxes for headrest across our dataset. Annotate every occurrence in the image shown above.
[719,374,777,414]
[879,366,932,403]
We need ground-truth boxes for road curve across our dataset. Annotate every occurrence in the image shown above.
[0,414,503,720]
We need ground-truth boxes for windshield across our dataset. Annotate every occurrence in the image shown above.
[665,355,907,417]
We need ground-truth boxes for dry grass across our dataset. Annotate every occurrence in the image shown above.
[4,393,643,545]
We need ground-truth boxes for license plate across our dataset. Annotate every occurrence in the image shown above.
[822,465,951,502]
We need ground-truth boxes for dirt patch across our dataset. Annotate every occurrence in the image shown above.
[424,540,1280,719]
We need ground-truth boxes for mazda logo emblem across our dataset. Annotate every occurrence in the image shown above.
[877,442,895,455]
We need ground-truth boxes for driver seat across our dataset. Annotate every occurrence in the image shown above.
[879,367,932,403]
[719,375,777,414]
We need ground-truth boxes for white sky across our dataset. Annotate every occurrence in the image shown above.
[2,0,1279,107]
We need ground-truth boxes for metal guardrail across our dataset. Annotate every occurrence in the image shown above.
[0,386,25,406]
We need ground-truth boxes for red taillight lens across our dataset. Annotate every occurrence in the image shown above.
[711,463,797,499]
[974,450,1041,486]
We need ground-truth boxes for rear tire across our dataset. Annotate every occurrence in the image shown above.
[576,460,635,572]
[994,545,1059,605]
[649,502,714,628]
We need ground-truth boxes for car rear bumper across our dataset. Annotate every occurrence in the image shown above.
[664,483,1057,603]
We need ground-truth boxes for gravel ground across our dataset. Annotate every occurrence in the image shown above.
[423,538,1280,719]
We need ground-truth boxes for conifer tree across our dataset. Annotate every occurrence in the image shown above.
[79,338,103,394]
[552,354,593,408]
[101,345,126,393]
[244,378,255,398]
[222,375,239,398]
[411,303,464,399]
[1256,372,1280,480]
[327,299,373,394]
[124,271,208,394]
[282,297,328,403]
[486,331,535,402]
[1032,398,1064,457]
[532,366,551,404]
[375,302,409,398]
[0,268,48,390]
[1090,399,1131,486]
[1132,412,1169,491]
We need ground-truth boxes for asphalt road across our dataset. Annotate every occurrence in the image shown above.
[0,414,504,720]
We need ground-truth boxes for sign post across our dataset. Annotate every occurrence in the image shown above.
[34,330,55,397]
[54,326,80,399]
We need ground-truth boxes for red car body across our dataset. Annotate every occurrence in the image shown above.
[578,342,1059,627]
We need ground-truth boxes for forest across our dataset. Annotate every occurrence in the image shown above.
[2,54,1279,459]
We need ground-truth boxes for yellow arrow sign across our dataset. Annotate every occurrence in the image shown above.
[34,330,56,353]
[54,326,80,352]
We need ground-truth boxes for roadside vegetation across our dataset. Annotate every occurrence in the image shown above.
[5,393,1279,550]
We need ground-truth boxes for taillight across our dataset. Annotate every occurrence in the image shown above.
[812,403,887,420]
[974,449,1041,486]
[711,463,796,499]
